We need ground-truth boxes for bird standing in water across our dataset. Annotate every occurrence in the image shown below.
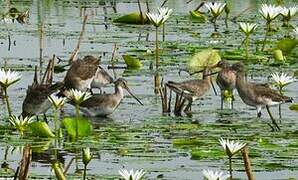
[214,60,236,110]
[233,62,292,131]
[166,67,212,114]
[62,55,113,96]
[78,78,143,117]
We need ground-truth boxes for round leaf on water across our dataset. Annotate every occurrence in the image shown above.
[62,117,92,138]
[276,38,298,55]
[29,122,55,138]
[123,55,143,69]
[113,12,148,24]
[289,104,298,112]
[188,49,221,73]
[189,11,207,23]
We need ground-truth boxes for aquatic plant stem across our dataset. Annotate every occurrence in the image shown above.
[3,87,12,118]
[162,24,165,41]
[83,164,87,180]
[278,86,283,120]
[261,22,270,52]
[229,156,233,180]
[75,104,80,139]
[155,26,159,69]
[54,110,59,137]
[245,35,249,61]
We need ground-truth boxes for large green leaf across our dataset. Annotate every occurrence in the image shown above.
[189,11,207,23]
[113,12,148,24]
[29,122,55,138]
[276,38,298,55]
[123,55,143,69]
[188,49,221,73]
[62,117,92,138]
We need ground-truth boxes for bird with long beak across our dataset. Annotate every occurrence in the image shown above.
[213,60,237,109]
[166,66,212,114]
[233,62,292,131]
[77,78,143,117]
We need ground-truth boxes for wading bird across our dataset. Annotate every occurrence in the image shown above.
[233,62,292,131]
[62,55,113,96]
[166,66,212,114]
[77,78,143,116]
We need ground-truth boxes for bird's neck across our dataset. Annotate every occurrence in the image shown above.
[115,85,124,99]
[236,71,247,88]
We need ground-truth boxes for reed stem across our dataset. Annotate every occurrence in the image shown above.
[229,156,233,180]
[3,87,12,118]
[155,26,159,69]
[261,22,270,51]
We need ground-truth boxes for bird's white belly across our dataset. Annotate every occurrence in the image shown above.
[77,78,93,91]
[80,106,115,117]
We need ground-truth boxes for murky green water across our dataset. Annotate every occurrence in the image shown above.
[0,0,298,179]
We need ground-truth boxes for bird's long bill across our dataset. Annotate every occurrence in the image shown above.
[204,71,220,77]
[125,86,144,105]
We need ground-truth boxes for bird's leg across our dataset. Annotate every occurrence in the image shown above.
[257,106,262,118]
[266,105,280,131]
[231,94,234,110]
[100,88,103,94]
[43,113,48,123]
[184,100,193,114]
[36,115,39,121]
[220,91,224,110]
[167,89,172,113]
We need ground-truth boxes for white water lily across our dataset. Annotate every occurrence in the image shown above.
[49,94,66,109]
[119,169,146,180]
[0,69,21,88]
[280,6,298,19]
[146,7,172,27]
[69,89,91,104]
[48,94,67,110]
[9,115,34,135]
[219,138,247,157]
[204,2,226,18]
[158,7,173,22]
[271,72,294,88]
[239,22,257,36]
[259,4,281,21]
[202,169,230,180]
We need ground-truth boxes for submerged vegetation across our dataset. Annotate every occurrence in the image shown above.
[0,0,298,179]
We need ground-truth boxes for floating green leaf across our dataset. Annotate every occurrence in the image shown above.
[273,49,284,61]
[123,55,143,69]
[289,104,298,112]
[276,38,298,55]
[191,149,224,160]
[29,122,55,138]
[62,117,92,138]
[113,12,148,24]
[189,11,207,23]
[173,138,204,147]
[188,49,221,73]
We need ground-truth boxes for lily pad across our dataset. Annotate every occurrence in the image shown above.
[289,104,298,112]
[276,38,298,55]
[123,55,143,69]
[62,117,92,138]
[29,122,55,138]
[189,11,207,23]
[113,12,148,24]
[188,49,221,73]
